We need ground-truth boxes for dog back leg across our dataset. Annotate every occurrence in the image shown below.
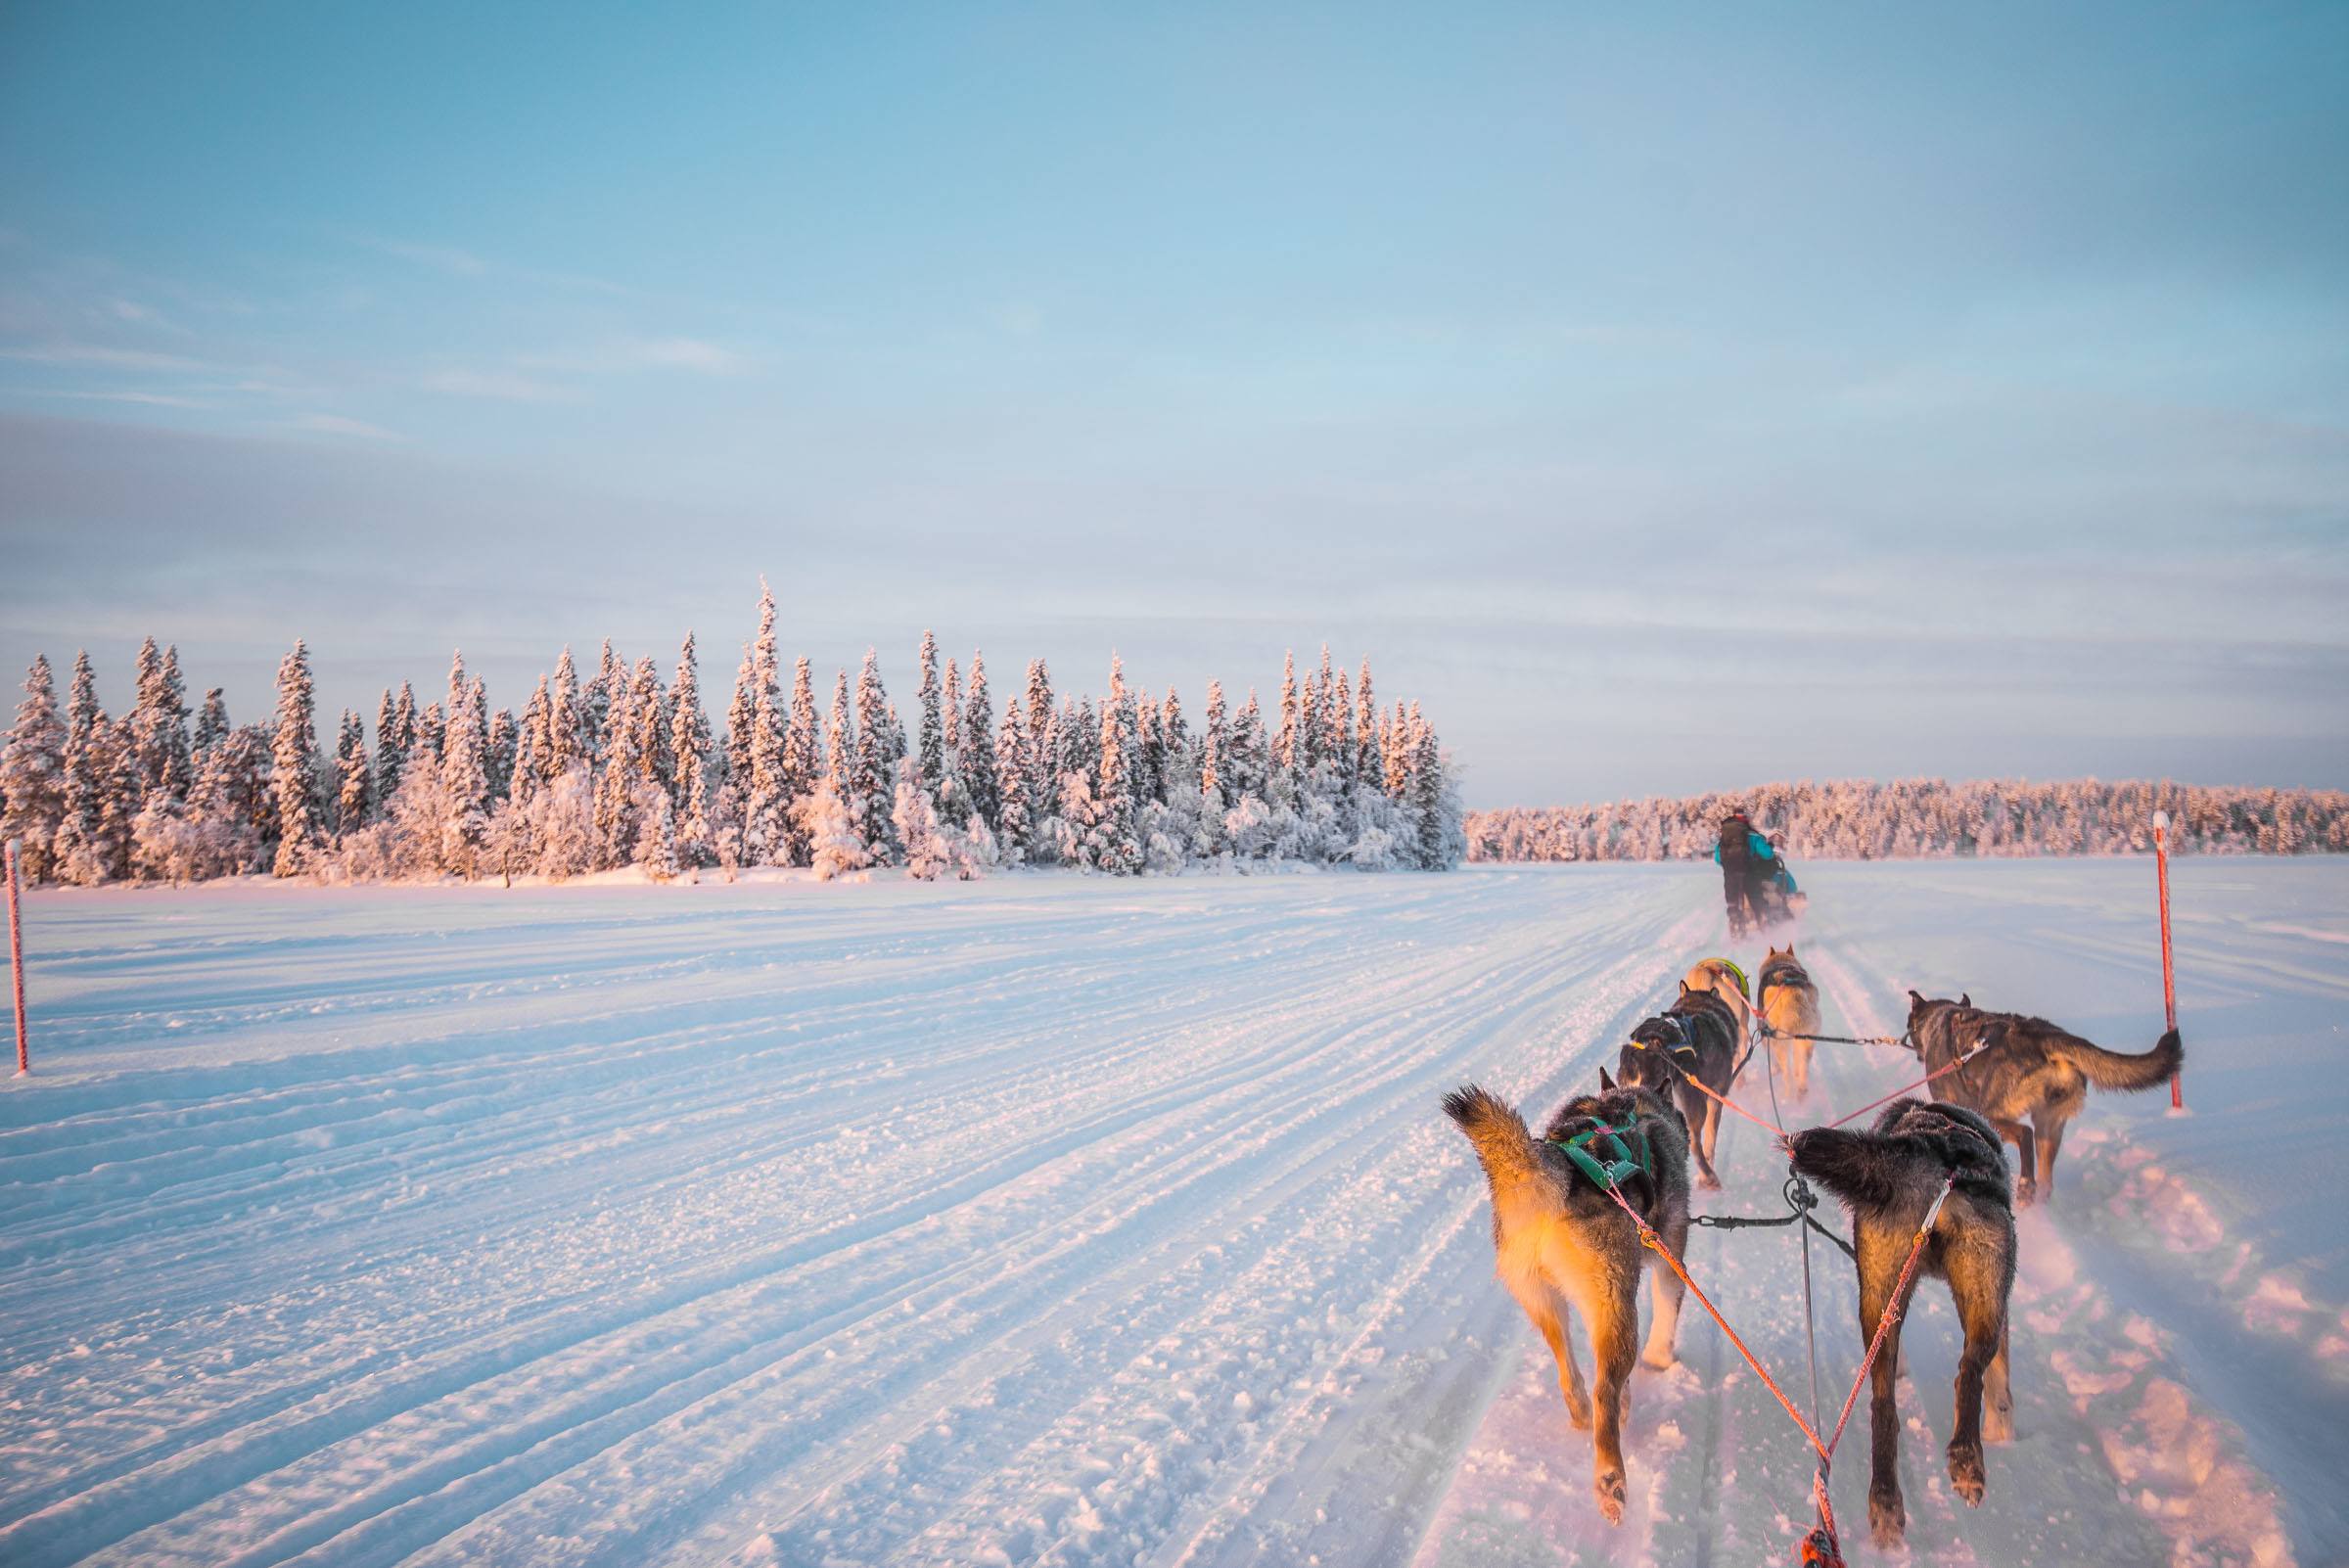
[2030,1105,2069,1203]
[1983,1313,2014,1444]
[1684,1086,1723,1189]
[1517,1278,1592,1430]
[1574,1270,1641,1525]
[1857,1231,1911,1548]
[1943,1227,2013,1502]
[1989,1116,2038,1206]
[1791,1037,1812,1099]
[1641,1209,1689,1370]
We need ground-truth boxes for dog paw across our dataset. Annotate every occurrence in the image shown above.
[1985,1401,2013,1444]
[1565,1390,1592,1430]
[1697,1171,1723,1191]
[1948,1444,1986,1506]
[1594,1467,1626,1525]
[1639,1347,1679,1372]
[2014,1179,2038,1208]
[1869,1490,1906,1548]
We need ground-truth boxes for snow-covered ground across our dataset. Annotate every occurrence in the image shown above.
[2,859,2342,1567]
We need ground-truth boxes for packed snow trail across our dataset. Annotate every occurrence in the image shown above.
[0,862,2338,1566]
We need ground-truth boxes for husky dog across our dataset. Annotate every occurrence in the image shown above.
[1615,983,1743,1189]
[1444,1078,1692,1524]
[1907,992,2184,1205]
[1787,1099,2017,1549]
[1755,945,1821,1100]
[1681,956,1754,1052]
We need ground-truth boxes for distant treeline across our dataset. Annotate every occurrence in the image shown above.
[0,585,1466,888]
[1466,778,2349,863]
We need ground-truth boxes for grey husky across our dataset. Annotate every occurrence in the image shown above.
[1613,982,1742,1189]
[1444,1077,1692,1524]
[1787,1098,2017,1549]
[1907,992,2184,1204]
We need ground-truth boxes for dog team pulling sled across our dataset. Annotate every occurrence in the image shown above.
[1443,919,2185,1564]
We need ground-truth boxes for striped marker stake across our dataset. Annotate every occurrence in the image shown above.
[2152,810,2182,1112]
[7,839,26,1078]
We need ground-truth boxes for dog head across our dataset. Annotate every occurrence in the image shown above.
[1616,1016,1695,1092]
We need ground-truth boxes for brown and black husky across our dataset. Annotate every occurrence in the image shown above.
[1444,1077,1692,1525]
[1614,983,1742,1189]
[1756,945,1822,1099]
[1907,992,2184,1204]
[1787,1098,2017,1549]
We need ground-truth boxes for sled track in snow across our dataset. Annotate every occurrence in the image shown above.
[0,866,2330,1566]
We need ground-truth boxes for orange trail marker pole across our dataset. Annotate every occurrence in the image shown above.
[2153,810,2180,1111]
[7,839,26,1078]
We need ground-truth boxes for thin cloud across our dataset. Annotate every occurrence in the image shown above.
[1,387,215,409]
[292,412,403,440]
[0,342,207,372]
[421,368,583,403]
[630,337,747,373]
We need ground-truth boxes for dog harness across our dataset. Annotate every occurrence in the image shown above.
[1629,1015,1703,1070]
[1548,1117,1652,1191]
[1700,957,1750,998]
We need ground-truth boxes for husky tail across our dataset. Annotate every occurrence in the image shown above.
[2051,1027,2184,1091]
[1443,1084,1556,1222]
[1784,1125,1908,1217]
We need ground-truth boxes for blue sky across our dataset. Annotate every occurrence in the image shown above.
[2,2,2345,807]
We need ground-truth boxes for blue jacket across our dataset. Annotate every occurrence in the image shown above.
[1712,829,1776,867]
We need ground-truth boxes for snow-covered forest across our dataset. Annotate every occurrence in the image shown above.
[0,587,1463,888]
[1468,776,2349,863]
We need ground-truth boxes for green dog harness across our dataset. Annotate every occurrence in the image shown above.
[1549,1117,1652,1191]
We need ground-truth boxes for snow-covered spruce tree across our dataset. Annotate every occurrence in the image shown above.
[1132,688,1162,810]
[584,640,620,768]
[51,653,104,882]
[1160,689,1190,792]
[1022,658,1057,826]
[439,659,490,877]
[1228,688,1268,805]
[1197,680,1227,855]
[1091,661,1143,874]
[671,632,714,867]
[548,648,587,778]
[793,775,869,881]
[591,664,640,871]
[271,641,323,877]
[852,651,896,863]
[635,789,680,881]
[938,657,964,825]
[334,710,372,833]
[960,652,996,832]
[917,630,943,798]
[1408,704,1463,869]
[194,686,229,761]
[992,696,1030,863]
[128,639,193,804]
[485,708,517,805]
[515,679,552,806]
[724,642,757,801]
[893,758,949,880]
[627,657,671,803]
[412,701,445,771]
[782,656,819,866]
[1274,650,1300,798]
[1354,659,1378,786]
[1,655,68,883]
[375,683,415,805]
[182,722,271,877]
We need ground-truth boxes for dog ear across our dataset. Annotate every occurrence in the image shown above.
[1960,992,1972,1008]
[1785,942,1796,955]
[1599,1065,1616,1092]
[1679,979,1693,994]
[1908,989,1924,1006]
